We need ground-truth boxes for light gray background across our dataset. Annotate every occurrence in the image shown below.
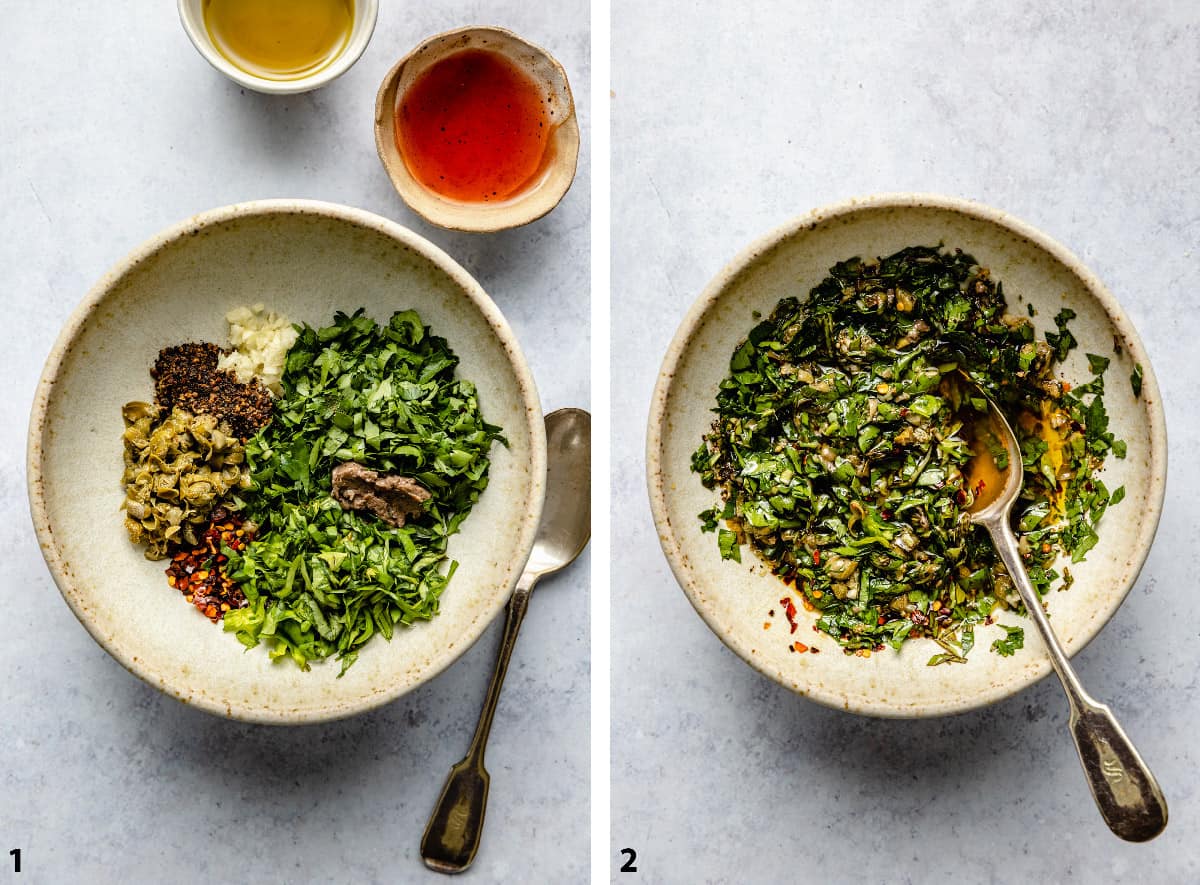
[1,3,588,884]
[613,1,1198,882]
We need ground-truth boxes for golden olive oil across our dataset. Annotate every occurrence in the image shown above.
[203,0,354,81]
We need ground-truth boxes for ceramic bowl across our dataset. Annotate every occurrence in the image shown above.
[177,0,379,95]
[647,193,1166,718]
[374,26,580,232]
[28,200,546,724]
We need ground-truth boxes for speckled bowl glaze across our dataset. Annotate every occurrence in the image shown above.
[374,26,580,233]
[647,193,1166,718]
[28,200,546,724]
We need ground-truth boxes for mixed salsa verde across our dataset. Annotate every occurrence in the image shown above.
[693,246,1138,664]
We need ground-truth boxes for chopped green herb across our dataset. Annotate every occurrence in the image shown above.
[1131,363,1144,398]
[718,528,742,562]
[224,310,503,673]
[991,625,1025,657]
[1044,308,1078,363]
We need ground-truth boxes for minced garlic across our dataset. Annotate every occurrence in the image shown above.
[216,303,299,396]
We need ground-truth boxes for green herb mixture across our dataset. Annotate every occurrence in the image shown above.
[693,246,1126,664]
[221,310,503,674]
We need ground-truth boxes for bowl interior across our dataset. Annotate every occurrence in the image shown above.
[178,0,379,95]
[374,26,580,232]
[30,202,544,723]
[648,196,1165,717]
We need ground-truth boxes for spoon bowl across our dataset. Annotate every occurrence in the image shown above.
[957,384,1021,519]
[527,408,592,575]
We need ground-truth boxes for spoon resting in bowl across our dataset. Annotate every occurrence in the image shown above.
[959,380,1167,842]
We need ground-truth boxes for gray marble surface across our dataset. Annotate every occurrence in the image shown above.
[0,3,588,884]
[613,1,1198,882]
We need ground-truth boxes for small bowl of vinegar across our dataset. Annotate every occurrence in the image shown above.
[178,0,379,95]
[374,26,580,233]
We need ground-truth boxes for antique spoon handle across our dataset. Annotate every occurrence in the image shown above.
[983,517,1167,842]
[421,573,537,873]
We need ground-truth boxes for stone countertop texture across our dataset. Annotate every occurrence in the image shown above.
[612,1,1198,882]
[0,3,589,883]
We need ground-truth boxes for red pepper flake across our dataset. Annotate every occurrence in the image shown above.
[810,647,821,654]
[812,549,821,565]
[793,641,809,653]
[780,597,799,634]
[163,507,254,623]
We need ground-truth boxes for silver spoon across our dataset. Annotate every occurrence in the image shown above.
[962,387,1167,842]
[421,407,591,873]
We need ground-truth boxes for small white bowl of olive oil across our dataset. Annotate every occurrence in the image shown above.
[178,0,378,95]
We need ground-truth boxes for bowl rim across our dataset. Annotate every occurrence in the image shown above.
[645,191,1168,718]
[27,198,547,724]
[176,0,380,96]
[372,24,581,233]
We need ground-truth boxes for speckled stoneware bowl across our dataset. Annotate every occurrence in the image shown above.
[28,200,546,724]
[374,26,580,232]
[648,193,1166,718]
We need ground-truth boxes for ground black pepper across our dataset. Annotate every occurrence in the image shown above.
[152,343,273,439]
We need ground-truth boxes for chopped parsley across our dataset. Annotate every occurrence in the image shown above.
[991,625,1025,657]
[223,310,503,673]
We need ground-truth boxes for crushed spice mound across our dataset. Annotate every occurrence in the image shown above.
[152,342,273,439]
[165,508,255,622]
